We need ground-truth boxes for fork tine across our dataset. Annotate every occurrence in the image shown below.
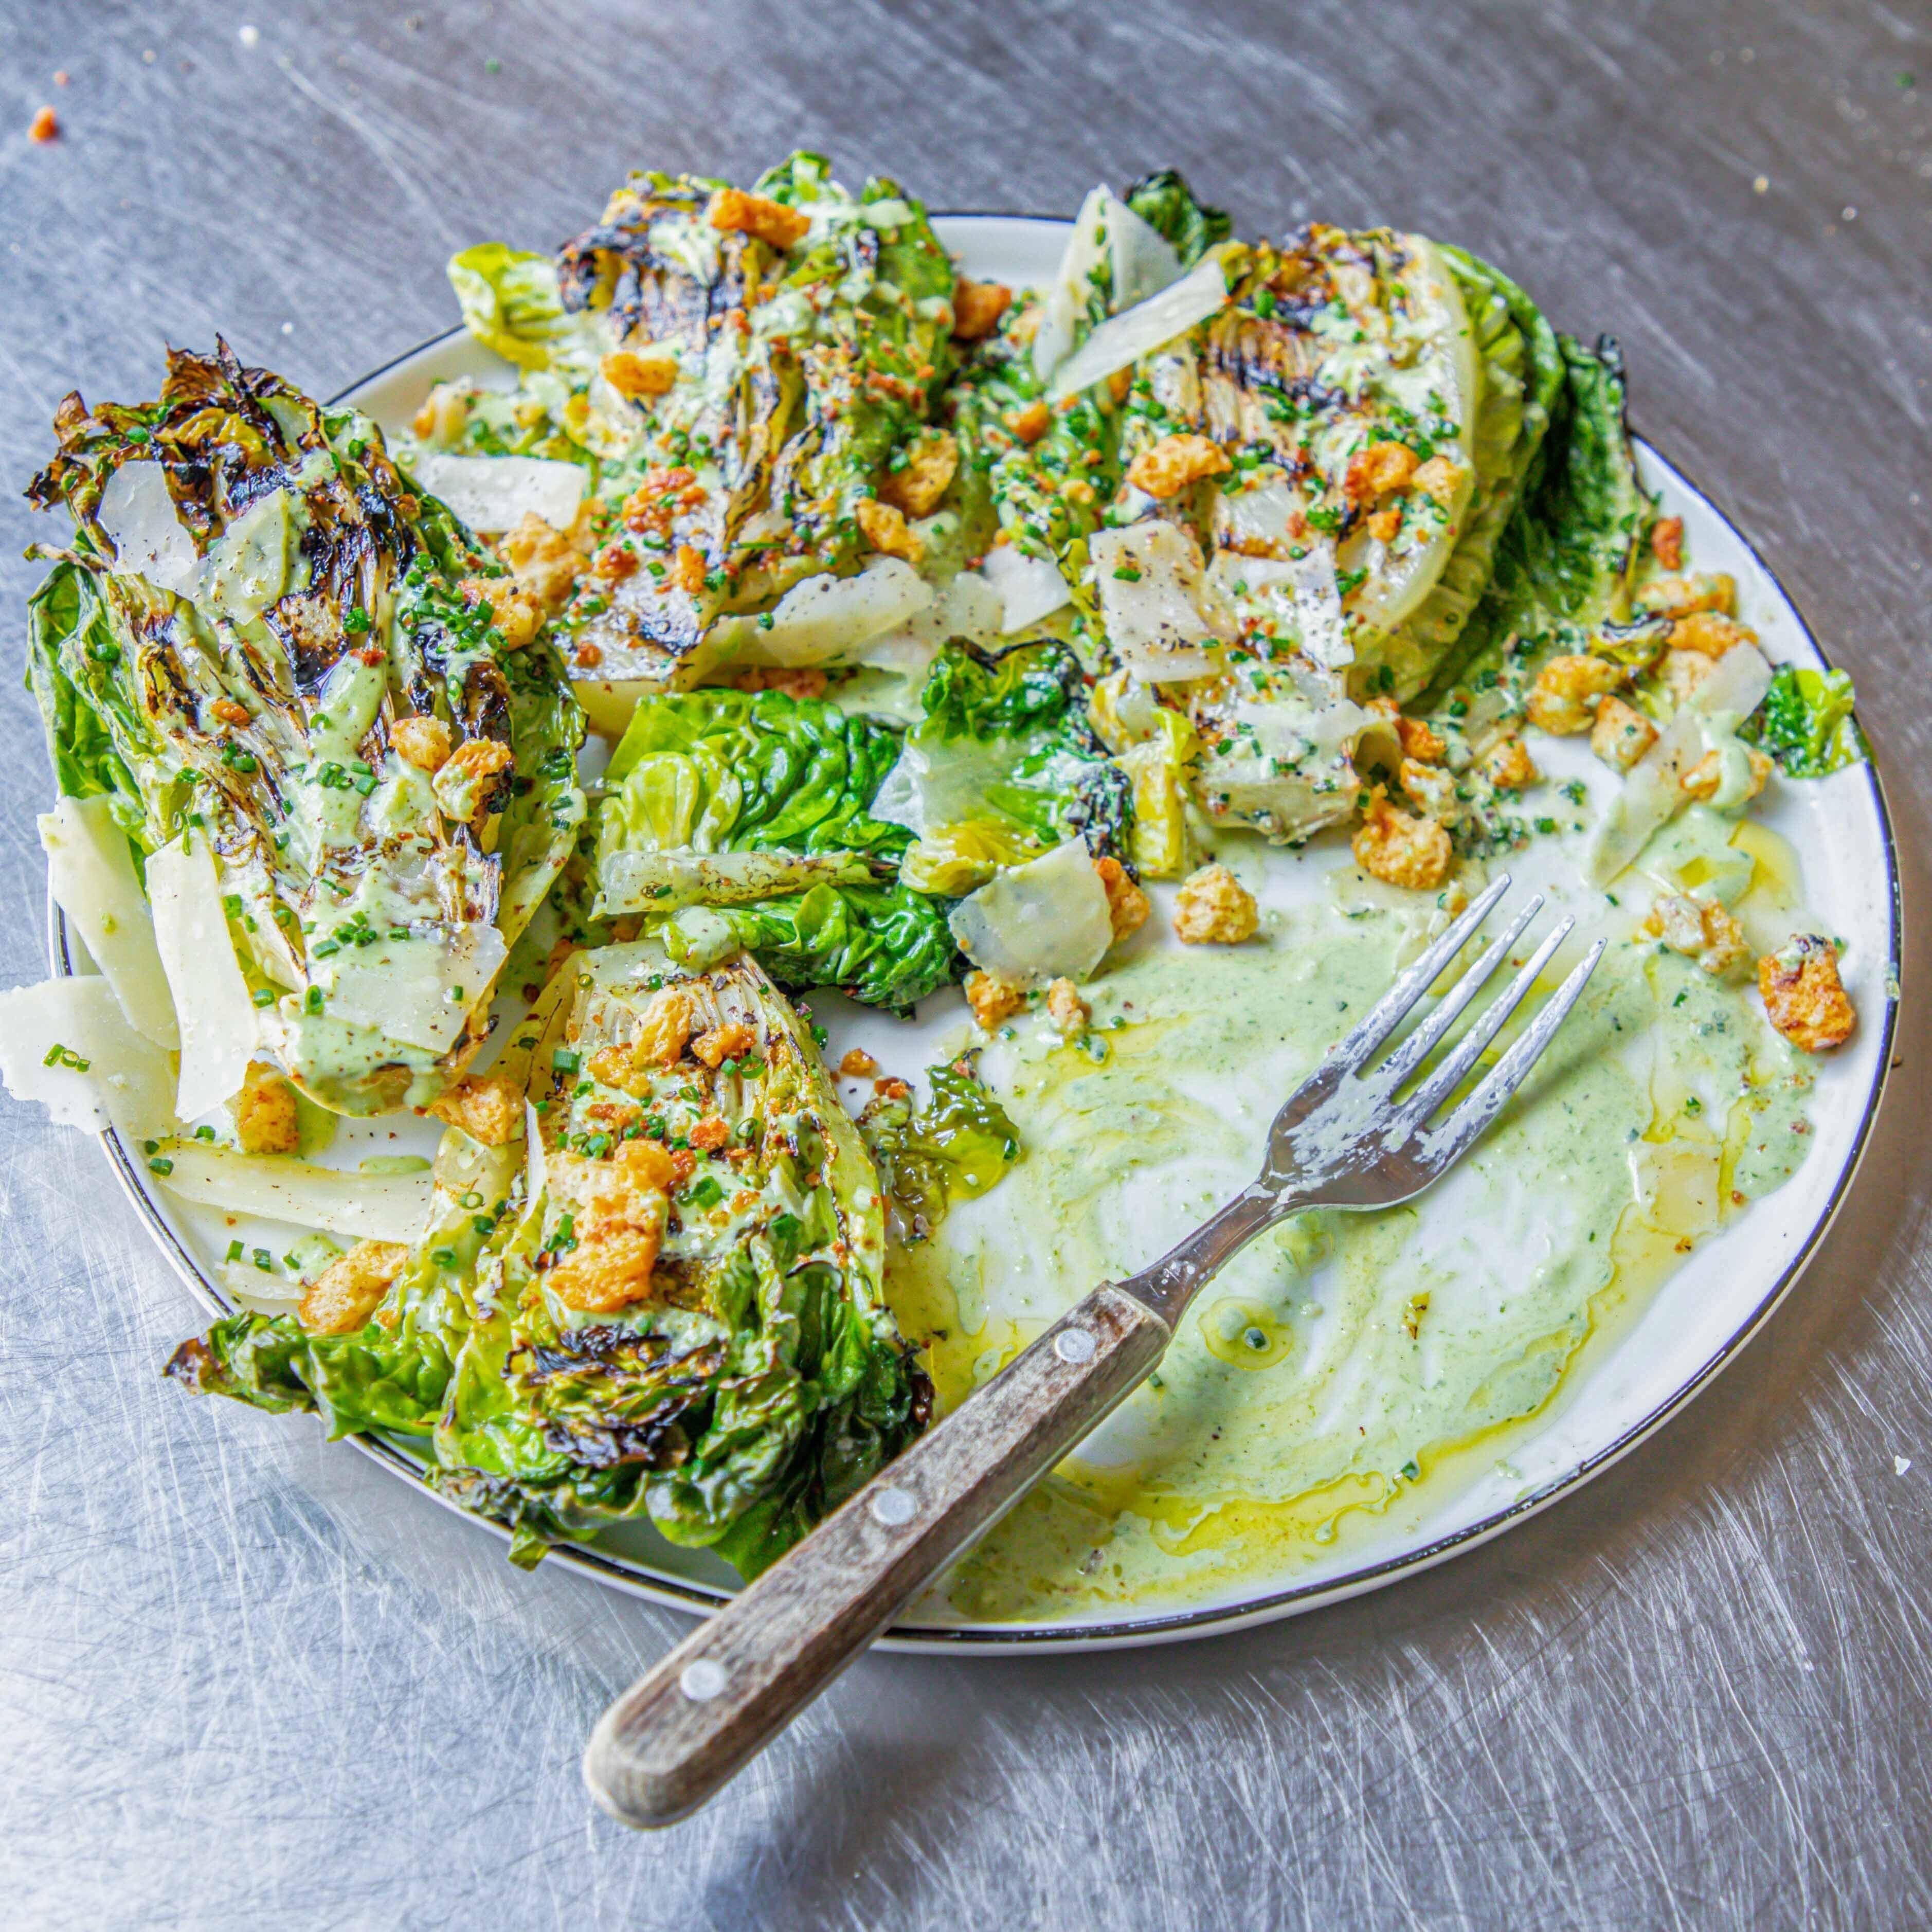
[1369,893,1544,1090]
[1391,915,1577,1131]
[1418,939,1608,1167]
[1329,872,1514,1072]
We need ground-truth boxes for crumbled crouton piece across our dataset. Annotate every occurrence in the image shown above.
[391,713,453,772]
[431,737,515,825]
[1351,789,1453,891]
[499,512,588,615]
[693,1021,757,1069]
[838,1049,879,1078]
[300,1240,410,1335]
[211,696,252,727]
[707,187,810,249]
[29,105,59,145]
[1394,714,1448,764]
[1526,654,1624,734]
[233,1061,300,1155]
[622,466,708,533]
[1407,455,1465,505]
[1681,745,1772,806]
[1127,433,1232,499]
[687,1115,731,1152]
[856,497,921,561]
[600,348,679,401]
[1668,610,1756,657]
[878,430,959,518]
[1400,757,1459,822]
[1758,935,1856,1053]
[1658,648,1715,708]
[545,1143,676,1313]
[411,382,470,444]
[1344,440,1419,505]
[1006,400,1052,445]
[1365,505,1403,544]
[672,544,709,594]
[428,1070,522,1146]
[965,970,1025,1031]
[1591,696,1657,773]
[1093,855,1151,942]
[1480,734,1539,790]
[1644,892,1751,977]
[951,278,1012,340]
[1045,978,1089,1036]
[460,574,543,649]
[732,665,828,700]
[627,987,695,1071]
[1651,516,1683,571]
[1637,571,1735,619]
[1173,862,1260,943]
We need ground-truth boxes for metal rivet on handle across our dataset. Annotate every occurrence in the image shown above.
[869,1486,916,1527]
[679,1659,729,1702]
[1054,1328,1096,1364]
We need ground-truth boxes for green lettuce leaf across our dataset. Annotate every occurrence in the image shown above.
[1741,664,1867,778]
[1123,169,1233,268]
[447,243,579,372]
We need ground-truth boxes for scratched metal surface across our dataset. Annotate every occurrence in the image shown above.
[2,1,1929,1924]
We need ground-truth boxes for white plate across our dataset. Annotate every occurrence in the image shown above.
[57,214,1901,1652]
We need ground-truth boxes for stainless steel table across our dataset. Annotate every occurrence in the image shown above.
[4,3,1928,1924]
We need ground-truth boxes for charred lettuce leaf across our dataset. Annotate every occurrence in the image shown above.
[874,641,1133,894]
[24,344,585,1115]
[1123,169,1233,269]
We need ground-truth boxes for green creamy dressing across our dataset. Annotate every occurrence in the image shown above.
[892,876,1813,1623]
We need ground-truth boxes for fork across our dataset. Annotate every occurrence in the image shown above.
[583,875,1604,1828]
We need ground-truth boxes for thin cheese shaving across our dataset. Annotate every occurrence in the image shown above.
[147,833,259,1121]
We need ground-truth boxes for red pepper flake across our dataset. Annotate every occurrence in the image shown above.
[29,105,59,143]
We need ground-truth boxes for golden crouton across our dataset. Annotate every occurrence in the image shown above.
[1351,789,1453,891]
[299,1239,410,1335]
[411,382,469,444]
[600,348,678,401]
[1644,892,1751,977]
[1525,654,1624,735]
[431,737,515,825]
[838,1049,879,1078]
[1045,978,1090,1036]
[1127,433,1232,499]
[1394,714,1448,765]
[428,1070,522,1146]
[1173,862,1260,944]
[964,970,1025,1031]
[1343,440,1418,505]
[878,430,959,518]
[1005,401,1052,446]
[687,1115,731,1152]
[1650,516,1683,570]
[1758,935,1856,1053]
[671,543,709,594]
[1658,648,1715,708]
[732,665,828,700]
[707,187,810,250]
[459,574,543,649]
[233,1061,299,1155]
[636,987,697,1069]
[1681,746,1772,806]
[1637,572,1735,619]
[391,714,452,773]
[1407,455,1465,505]
[1480,734,1539,790]
[1668,610,1756,658]
[498,512,588,615]
[1590,696,1657,773]
[1399,757,1459,822]
[951,278,1012,341]
[855,497,921,561]
[1093,855,1151,942]
[1365,506,1402,544]
[692,1021,758,1069]
[545,1142,677,1313]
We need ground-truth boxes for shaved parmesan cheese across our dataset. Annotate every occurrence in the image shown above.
[1109,200,1184,310]
[948,840,1113,986]
[1585,644,1774,887]
[97,460,201,598]
[38,795,178,1048]
[406,452,586,535]
[1032,187,1112,386]
[1203,545,1350,671]
[147,834,258,1121]
[855,568,1004,678]
[1046,254,1231,404]
[597,848,874,916]
[982,544,1072,634]
[151,1145,434,1244]
[0,976,176,1136]
[727,559,934,667]
[1090,523,1226,681]
[321,922,507,1053]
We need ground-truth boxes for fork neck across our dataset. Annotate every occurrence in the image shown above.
[1114,1184,1283,1330]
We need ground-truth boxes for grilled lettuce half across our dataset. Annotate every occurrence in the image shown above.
[168,942,930,1577]
[24,344,584,1115]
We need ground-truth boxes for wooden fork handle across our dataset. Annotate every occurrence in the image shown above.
[582,1285,1171,1829]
